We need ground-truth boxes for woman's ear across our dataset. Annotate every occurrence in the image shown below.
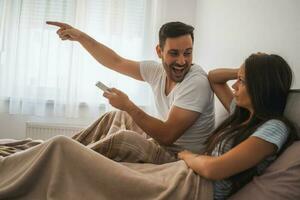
[156,45,162,59]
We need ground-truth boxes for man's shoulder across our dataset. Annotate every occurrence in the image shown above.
[183,64,209,85]
[187,64,207,77]
[140,60,162,68]
[139,60,164,84]
[139,60,163,74]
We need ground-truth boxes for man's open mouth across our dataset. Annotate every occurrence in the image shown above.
[172,66,185,75]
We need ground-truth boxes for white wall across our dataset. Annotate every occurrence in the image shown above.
[0,113,93,139]
[194,0,300,89]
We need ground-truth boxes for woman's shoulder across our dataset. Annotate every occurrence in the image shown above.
[254,119,288,137]
[252,119,289,152]
[259,119,287,130]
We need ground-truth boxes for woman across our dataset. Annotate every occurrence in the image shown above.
[178,53,298,199]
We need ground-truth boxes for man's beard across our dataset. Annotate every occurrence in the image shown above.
[163,61,190,83]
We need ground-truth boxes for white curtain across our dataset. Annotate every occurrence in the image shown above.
[0,0,161,118]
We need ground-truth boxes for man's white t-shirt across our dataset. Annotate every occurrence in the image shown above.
[140,61,215,153]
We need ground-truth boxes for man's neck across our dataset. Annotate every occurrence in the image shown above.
[165,77,177,96]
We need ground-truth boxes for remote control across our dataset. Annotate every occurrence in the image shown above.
[95,81,110,92]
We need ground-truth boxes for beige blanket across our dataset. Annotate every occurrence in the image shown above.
[0,111,213,200]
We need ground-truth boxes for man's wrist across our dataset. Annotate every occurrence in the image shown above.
[77,31,89,43]
[124,100,137,114]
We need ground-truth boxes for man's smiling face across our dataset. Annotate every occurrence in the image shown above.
[157,34,193,83]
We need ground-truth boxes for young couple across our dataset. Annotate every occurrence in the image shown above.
[0,21,297,199]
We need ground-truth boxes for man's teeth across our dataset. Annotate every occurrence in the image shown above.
[173,66,184,70]
[173,68,184,74]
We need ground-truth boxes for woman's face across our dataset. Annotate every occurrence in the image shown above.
[232,65,253,112]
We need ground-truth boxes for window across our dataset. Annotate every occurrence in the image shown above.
[0,0,155,118]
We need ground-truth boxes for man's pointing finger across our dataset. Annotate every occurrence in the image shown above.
[46,21,72,29]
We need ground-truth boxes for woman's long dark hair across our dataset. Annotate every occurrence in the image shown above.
[206,54,298,195]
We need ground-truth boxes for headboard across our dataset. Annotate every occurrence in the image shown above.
[284,89,300,138]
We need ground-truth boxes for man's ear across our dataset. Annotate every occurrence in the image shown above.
[156,45,162,59]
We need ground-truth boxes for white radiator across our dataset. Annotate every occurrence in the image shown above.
[26,122,85,140]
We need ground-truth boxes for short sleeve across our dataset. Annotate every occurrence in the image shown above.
[251,120,289,152]
[173,70,213,113]
[139,61,162,85]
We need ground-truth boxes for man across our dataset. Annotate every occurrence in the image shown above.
[47,21,214,158]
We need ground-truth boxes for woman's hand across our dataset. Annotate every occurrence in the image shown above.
[178,150,198,161]
[178,150,214,179]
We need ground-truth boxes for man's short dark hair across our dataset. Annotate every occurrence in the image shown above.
[159,21,194,49]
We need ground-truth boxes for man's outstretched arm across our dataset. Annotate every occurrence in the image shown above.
[46,21,143,81]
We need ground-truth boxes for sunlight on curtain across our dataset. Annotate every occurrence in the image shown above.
[0,0,157,118]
